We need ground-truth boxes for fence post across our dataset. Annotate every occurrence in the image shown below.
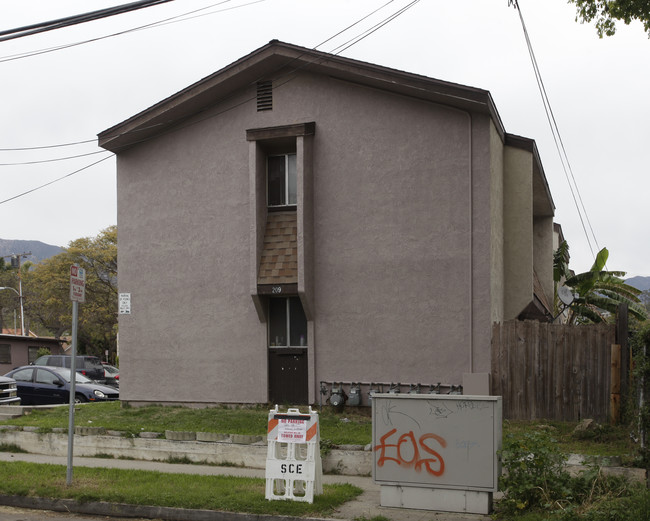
[617,304,629,416]
[611,344,621,424]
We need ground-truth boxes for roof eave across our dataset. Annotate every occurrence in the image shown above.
[98,40,505,153]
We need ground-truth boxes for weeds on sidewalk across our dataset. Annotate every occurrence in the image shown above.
[496,428,648,520]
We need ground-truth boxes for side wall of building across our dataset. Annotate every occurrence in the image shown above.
[534,215,555,306]
[116,72,499,404]
[489,122,505,325]
[503,146,534,319]
[0,337,63,374]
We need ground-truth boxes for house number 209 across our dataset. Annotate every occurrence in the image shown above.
[272,286,282,294]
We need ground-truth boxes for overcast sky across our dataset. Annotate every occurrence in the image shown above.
[1,0,648,277]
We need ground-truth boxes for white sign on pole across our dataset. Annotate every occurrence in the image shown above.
[69,265,85,303]
[119,293,131,314]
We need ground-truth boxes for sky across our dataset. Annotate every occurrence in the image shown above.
[0,0,648,277]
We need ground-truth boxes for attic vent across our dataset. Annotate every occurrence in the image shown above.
[257,80,273,111]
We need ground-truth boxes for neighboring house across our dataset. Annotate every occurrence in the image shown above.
[99,41,555,407]
[0,333,63,374]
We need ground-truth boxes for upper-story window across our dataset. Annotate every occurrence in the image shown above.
[267,154,296,207]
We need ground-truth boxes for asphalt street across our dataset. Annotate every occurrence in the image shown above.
[0,505,154,521]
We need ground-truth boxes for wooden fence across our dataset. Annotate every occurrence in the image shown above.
[491,320,617,422]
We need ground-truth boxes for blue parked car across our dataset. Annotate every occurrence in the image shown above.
[4,366,119,405]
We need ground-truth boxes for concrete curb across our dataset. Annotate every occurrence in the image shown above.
[0,495,332,521]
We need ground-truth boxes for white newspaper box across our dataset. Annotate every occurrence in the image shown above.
[265,405,323,503]
[372,394,502,515]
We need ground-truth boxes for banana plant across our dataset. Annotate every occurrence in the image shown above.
[559,245,648,324]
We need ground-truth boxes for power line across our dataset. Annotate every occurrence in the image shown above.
[0,149,109,166]
[510,0,599,261]
[98,0,424,146]
[0,0,264,153]
[0,0,423,204]
[1,0,408,154]
[329,0,422,55]
[313,0,398,50]
[0,155,114,206]
[0,0,259,64]
[0,139,96,152]
[0,0,174,43]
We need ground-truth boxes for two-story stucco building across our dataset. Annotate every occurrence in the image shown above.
[99,41,555,407]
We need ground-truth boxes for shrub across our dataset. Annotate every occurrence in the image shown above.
[498,429,573,513]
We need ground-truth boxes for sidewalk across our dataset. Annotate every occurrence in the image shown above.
[0,452,491,521]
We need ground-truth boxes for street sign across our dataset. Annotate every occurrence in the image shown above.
[119,293,131,314]
[70,265,86,303]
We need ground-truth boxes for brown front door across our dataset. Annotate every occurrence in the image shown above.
[268,348,308,405]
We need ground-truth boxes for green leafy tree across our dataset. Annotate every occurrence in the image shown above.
[0,258,16,332]
[0,257,32,334]
[553,239,572,316]
[568,0,650,37]
[554,243,648,324]
[24,226,118,359]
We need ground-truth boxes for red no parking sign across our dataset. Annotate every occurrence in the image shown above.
[69,265,86,303]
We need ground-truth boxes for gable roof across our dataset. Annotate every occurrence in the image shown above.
[98,40,506,153]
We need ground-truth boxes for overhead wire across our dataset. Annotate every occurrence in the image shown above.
[0,0,423,203]
[0,155,114,206]
[328,0,422,55]
[2,0,418,154]
[0,149,110,166]
[1,0,410,155]
[0,0,261,64]
[510,0,599,261]
[313,0,398,50]
[0,0,174,43]
[98,0,424,147]
[0,139,96,151]
[0,0,265,153]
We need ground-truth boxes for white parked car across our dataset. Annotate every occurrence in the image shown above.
[0,375,21,405]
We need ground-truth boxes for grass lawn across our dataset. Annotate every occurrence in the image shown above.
[4,402,373,445]
[0,460,362,517]
[1,402,639,461]
[0,403,646,520]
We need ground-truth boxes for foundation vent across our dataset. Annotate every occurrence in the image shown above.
[256,80,273,111]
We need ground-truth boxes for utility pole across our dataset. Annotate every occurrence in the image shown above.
[3,252,31,336]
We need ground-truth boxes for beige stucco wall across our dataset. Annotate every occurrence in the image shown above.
[489,122,505,325]
[534,215,555,305]
[503,146,534,320]
[116,71,504,404]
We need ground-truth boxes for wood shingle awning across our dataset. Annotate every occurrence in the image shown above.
[257,212,298,290]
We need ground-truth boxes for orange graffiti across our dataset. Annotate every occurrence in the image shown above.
[375,428,446,477]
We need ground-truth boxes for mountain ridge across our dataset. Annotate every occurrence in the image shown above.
[626,275,650,292]
[0,239,64,265]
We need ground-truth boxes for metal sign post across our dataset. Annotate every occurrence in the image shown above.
[67,265,85,486]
